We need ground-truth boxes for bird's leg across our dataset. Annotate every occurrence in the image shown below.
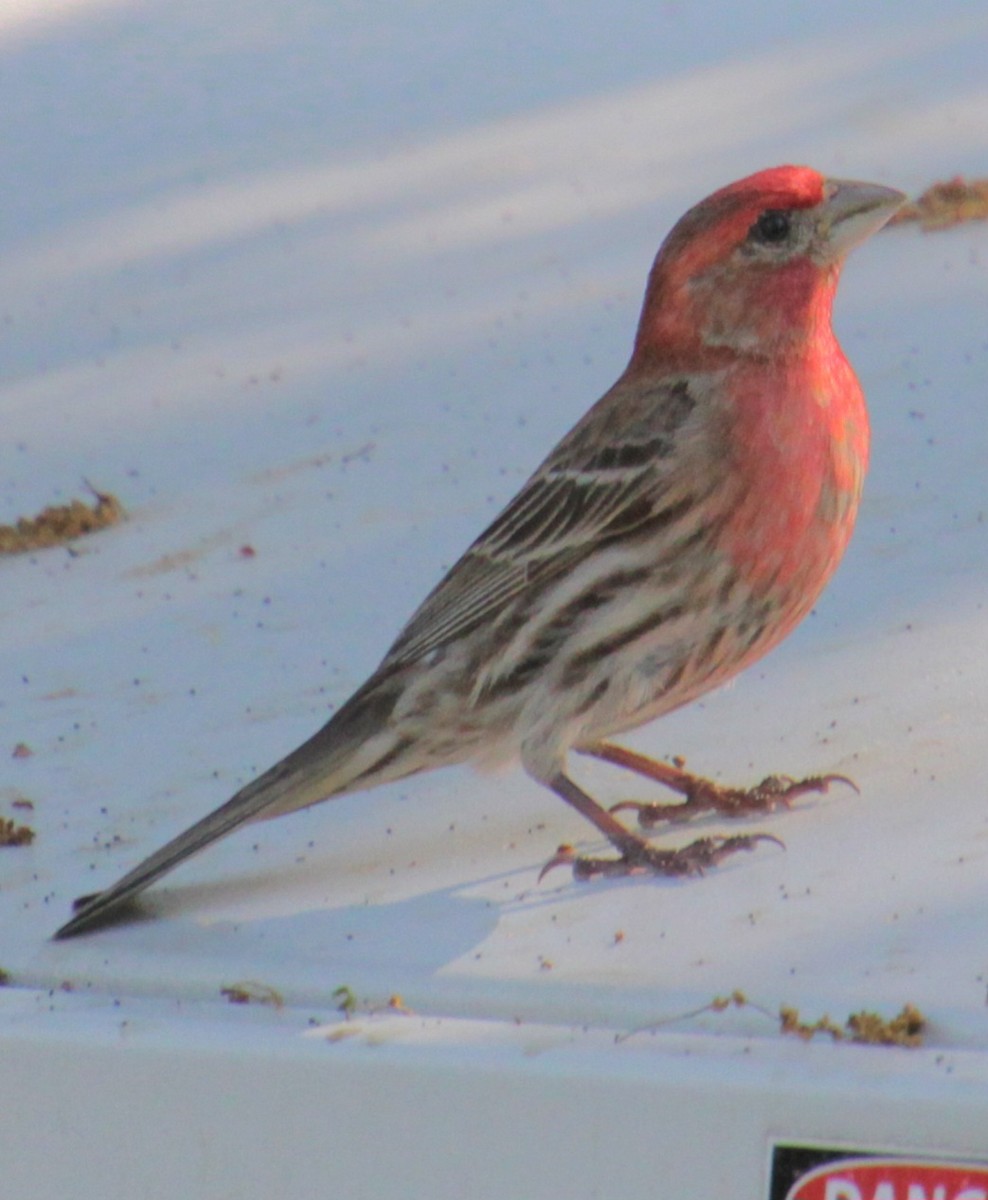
[580,741,856,829]
[538,770,781,881]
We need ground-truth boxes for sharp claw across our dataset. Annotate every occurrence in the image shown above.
[537,829,784,884]
[758,772,858,801]
[675,831,785,872]
[742,832,785,852]
[608,769,857,830]
[538,843,578,882]
[820,773,859,795]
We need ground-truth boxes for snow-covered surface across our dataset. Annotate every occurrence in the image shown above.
[2,2,988,1194]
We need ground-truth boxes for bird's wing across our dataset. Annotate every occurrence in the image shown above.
[383,374,703,666]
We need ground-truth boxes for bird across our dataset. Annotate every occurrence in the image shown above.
[54,165,905,939]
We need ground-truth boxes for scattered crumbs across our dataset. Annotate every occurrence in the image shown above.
[11,743,33,759]
[537,956,554,971]
[12,797,34,810]
[387,994,412,1013]
[709,990,750,1013]
[0,486,124,555]
[780,1003,925,1047]
[616,992,924,1048]
[220,981,285,1009]
[238,544,257,559]
[613,930,625,945]
[888,176,988,231]
[616,990,753,1042]
[333,984,358,1018]
[0,816,36,846]
[846,1004,926,1048]
[779,1005,846,1042]
[0,967,10,986]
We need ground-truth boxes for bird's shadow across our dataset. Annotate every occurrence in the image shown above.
[41,784,816,1016]
[46,852,511,989]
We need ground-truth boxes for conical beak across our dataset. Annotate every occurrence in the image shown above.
[819,177,906,260]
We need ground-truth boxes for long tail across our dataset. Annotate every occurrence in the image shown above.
[53,672,410,939]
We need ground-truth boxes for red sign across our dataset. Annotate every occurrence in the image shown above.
[786,1157,988,1200]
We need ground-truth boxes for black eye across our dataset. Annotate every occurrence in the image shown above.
[751,210,791,244]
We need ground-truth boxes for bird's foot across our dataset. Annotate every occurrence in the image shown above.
[581,743,857,829]
[609,768,856,830]
[539,831,783,882]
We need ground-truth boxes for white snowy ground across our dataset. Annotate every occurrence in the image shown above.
[1,0,988,1128]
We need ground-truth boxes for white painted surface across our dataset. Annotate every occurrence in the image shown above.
[2,1,988,1195]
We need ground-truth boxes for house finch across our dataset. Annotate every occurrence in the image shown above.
[55,165,904,939]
